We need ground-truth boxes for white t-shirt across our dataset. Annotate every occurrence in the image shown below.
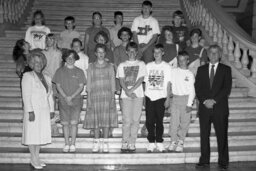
[116,60,146,98]
[75,52,89,95]
[144,61,171,101]
[170,68,195,107]
[25,25,50,50]
[131,15,160,44]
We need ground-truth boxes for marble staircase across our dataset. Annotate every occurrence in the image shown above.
[0,0,256,165]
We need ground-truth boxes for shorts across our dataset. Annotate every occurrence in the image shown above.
[59,97,83,125]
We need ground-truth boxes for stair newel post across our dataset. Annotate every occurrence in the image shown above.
[198,4,203,25]
[205,12,210,31]
[240,48,250,77]
[217,24,223,47]
[213,19,218,42]
[228,36,235,61]
[222,30,228,55]
[249,50,256,83]
[201,8,206,26]
[208,16,214,37]
[234,41,242,69]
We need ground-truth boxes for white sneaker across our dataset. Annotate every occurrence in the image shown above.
[156,143,165,152]
[147,143,156,152]
[103,142,109,153]
[63,145,70,153]
[167,141,177,152]
[175,140,184,152]
[121,142,128,152]
[128,144,136,152]
[69,145,76,152]
[92,139,100,153]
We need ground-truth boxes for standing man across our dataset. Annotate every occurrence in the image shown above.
[195,45,232,170]
[131,0,160,64]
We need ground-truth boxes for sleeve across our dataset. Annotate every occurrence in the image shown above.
[21,73,33,112]
[165,65,172,83]
[46,27,51,34]
[116,63,124,78]
[144,63,149,82]
[78,69,86,85]
[187,73,196,107]
[52,69,60,84]
[138,61,147,78]
[152,18,160,35]
[131,17,138,32]
[25,27,31,45]
[194,67,207,103]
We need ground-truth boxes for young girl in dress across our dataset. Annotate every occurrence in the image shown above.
[83,43,118,153]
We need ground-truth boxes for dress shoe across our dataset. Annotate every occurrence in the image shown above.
[30,160,43,169]
[218,164,228,170]
[195,163,210,168]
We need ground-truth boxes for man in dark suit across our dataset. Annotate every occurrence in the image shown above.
[195,44,232,170]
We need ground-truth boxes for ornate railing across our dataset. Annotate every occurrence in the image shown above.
[0,0,30,24]
[179,0,256,97]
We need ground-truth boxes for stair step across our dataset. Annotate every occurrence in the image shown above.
[0,147,255,164]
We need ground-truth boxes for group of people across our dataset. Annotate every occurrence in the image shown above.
[12,0,232,170]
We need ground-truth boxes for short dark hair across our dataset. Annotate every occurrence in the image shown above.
[13,39,27,61]
[64,16,76,29]
[190,28,202,37]
[92,11,102,19]
[178,50,189,58]
[117,27,132,40]
[207,44,222,56]
[173,10,184,19]
[71,38,83,47]
[94,31,109,44]
[114,11,123,18]
[46,33,55,39]
[62,49,79,62]
[154,43,164,51]
[162,26,174,35]
[126,42,138,51]
[32,10,45,26]
[95,43,107,52]
[142,0,152,7]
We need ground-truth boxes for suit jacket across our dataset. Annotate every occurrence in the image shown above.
[195,63,232,116]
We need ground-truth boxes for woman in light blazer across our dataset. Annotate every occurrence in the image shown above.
[21,51,54,169]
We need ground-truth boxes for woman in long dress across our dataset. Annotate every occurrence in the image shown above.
[22,51,54,169]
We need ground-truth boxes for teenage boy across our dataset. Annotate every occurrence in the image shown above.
[167,51,195,152]
[144,44,171,152]
[109,11,124,49]
[131,0,160,64]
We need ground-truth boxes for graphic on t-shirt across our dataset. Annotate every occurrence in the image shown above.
[176,30,185,42]
[138,25,152,35]
[31,31,47,41]
[148,69,164,90]
[123,66,139,87]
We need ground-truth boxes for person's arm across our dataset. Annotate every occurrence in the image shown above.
[164,81,171,109]
[84,33,89,55]
[129,76,144,93]
[22,73,35,121]
[213,66,232,104]
[68,84,84,100]
[186,73,196,112]
[141,34,158,52]
[132,31,139,45]
[194,67,208,104]
[86,65,92,106]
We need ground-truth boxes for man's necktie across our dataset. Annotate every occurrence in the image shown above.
[210,65,215,88]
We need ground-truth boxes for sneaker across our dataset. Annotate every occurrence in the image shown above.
[63,145,70,153]
[156,143,165,152]
[175,140,184,152]
[92,139,100,153]
[167,141,177,152]
[103,142,109,153]
[147,143,156,152]
[121,142,129,152]
[128,144,136,152]
[69,145,76,152]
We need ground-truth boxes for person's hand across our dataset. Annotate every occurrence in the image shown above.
[50,112,55,119]
[164,98,170,109]
[204,99,216,109]
[125,89,133,98]
[29,111,35,122]
[186,106,192,113]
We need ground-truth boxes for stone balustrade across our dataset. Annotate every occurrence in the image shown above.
[180,0,256,96]
[0,0,30,24]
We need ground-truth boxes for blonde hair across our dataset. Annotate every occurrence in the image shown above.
[28,51,47,70]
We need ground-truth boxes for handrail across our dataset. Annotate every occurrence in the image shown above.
[179,0,256,97]
[0,0,30,24]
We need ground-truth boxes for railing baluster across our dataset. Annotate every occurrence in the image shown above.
[222,30,228,55]
[240,48,250,77]
[234,41,242,69]
[249,50,256,83]
[228,36,235,61]
[217,24,223,47]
